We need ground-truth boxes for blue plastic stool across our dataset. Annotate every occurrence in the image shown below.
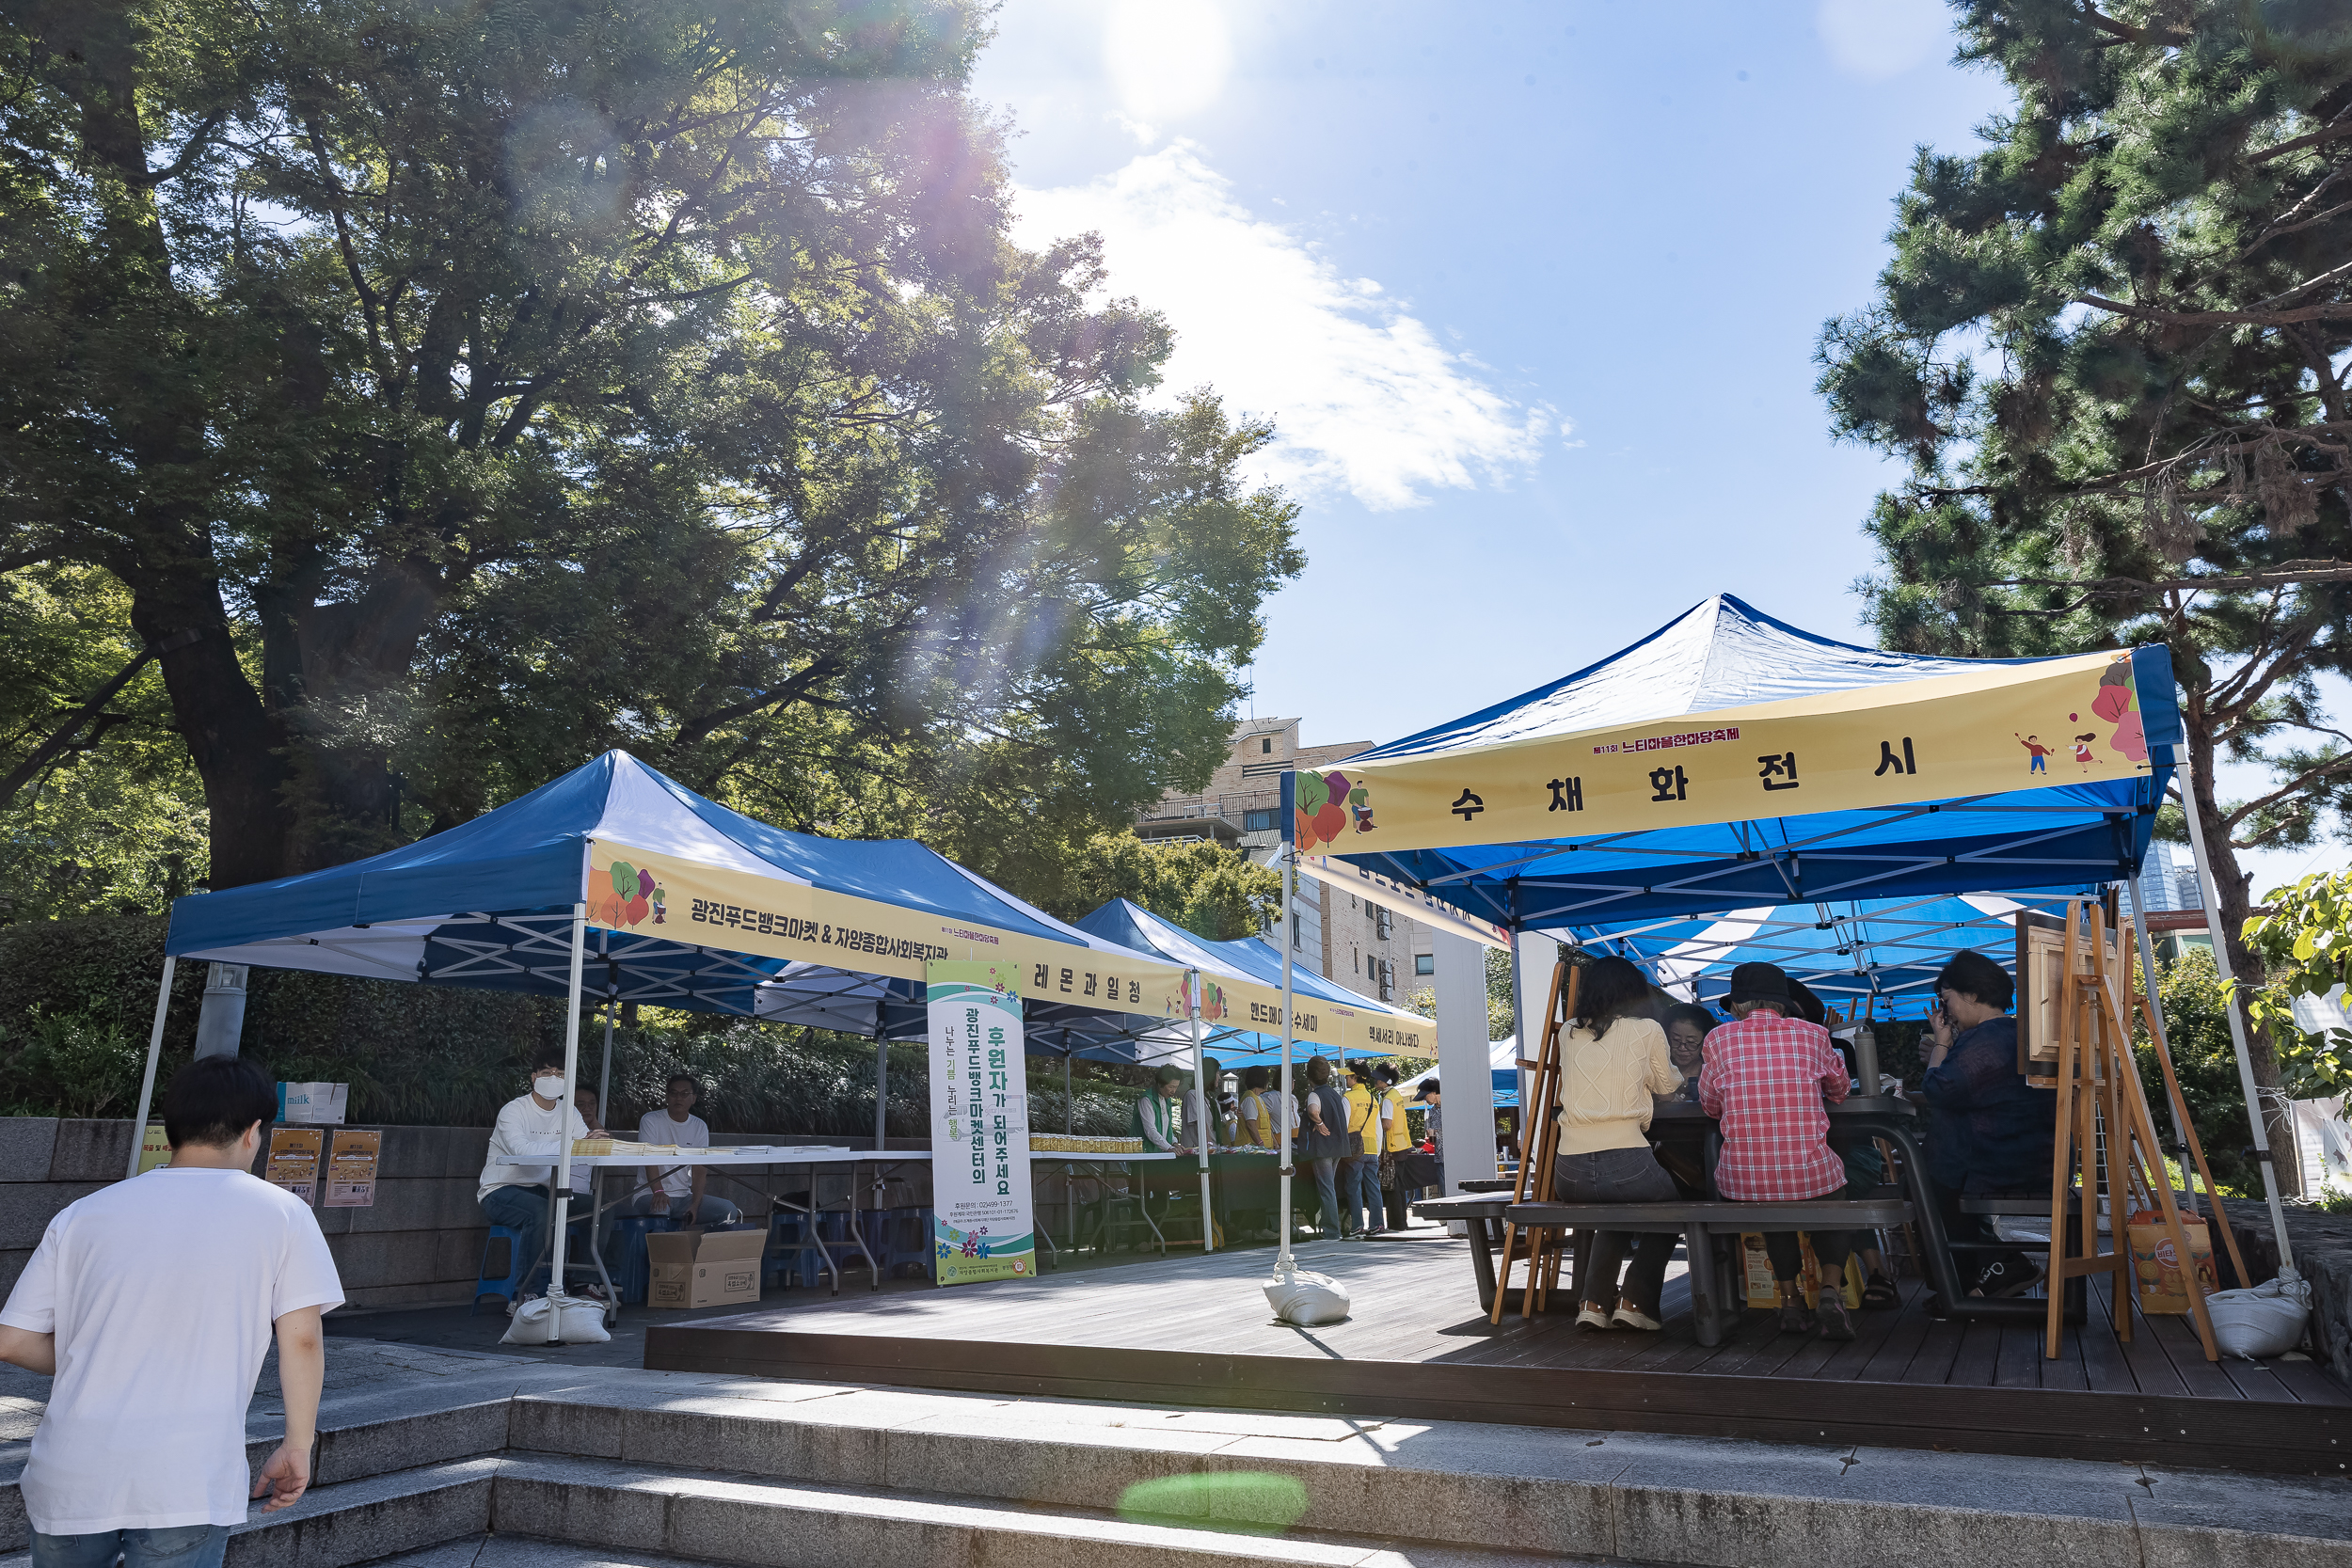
[472,1224,530,1315]
[608,1214,677,1306]
[880,1208,933,1278]
[765,1211,828,1289]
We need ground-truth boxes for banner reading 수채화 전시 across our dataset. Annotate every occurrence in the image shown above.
[927,960,1036,1287]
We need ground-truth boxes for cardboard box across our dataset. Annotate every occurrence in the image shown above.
[2128,1210,2216,1315]
[1739,1232,1863,1308]
[644,1228,765,1309]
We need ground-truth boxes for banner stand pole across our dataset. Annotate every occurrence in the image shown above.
[1191,969,1214,1252]
[126,956,176,1180]
[548,902,586,1345]
[1275,849,1297,1281]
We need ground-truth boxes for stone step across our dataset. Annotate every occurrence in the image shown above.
[502,1380,2352,1568]
[490,1453,1602,1568]
[0,1457,497,1568]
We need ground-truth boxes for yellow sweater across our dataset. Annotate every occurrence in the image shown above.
[1552,1016,1683,1155]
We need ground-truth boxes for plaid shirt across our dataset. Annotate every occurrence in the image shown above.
[1696,1010,1849,1201]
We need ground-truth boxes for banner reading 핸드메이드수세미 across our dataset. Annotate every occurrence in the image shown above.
[927,960,1036,1286]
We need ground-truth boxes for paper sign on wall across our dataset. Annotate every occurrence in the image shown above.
[276,1083,348,1125]
[265,1128,324,1204]
[324,1129,382,1208]
[135,1124,171,1176]
[927,959,1036,1287]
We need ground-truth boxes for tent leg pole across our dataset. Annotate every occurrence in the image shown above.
[874,1035,889,1153]
[125,956,175,1180]
[1191,970,1212,1253]
[1277,851,1296,1278]
[1064,1053,1072,1136]
[550,903,586,1344]
[598,999,615,1130]
[2176,770,2296,1271]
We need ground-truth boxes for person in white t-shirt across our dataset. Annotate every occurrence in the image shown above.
[477,1049,605,1306]
[618,1073,739,1227]
[0,1056,343,1568]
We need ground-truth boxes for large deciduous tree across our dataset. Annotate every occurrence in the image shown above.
[1817,0,2352,1187]
[0,0,1298,891]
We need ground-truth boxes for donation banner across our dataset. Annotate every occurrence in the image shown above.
[264,1127,323,1204]
[590,839,1434,1059]
[1286,649,2155,855]
[324,1128,382,1208]
[926,959,1036,1286]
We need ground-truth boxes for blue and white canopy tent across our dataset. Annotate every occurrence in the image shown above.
[134,750,1338,1297]
[1270,594,2293,1280]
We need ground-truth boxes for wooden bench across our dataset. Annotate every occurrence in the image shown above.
[1408,1193,1514,1308]
[1500,1197,1915,1345]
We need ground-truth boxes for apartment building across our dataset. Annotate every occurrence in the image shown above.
[1136,718,1435,1005]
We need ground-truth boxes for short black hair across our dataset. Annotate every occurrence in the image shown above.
[1241,1065,1269,1091]
[162,1057,277,1149]
[1416,1077,1440,1098]
[1937,950,2014,1013]
[1664,1003,1715,1037]
[1152,1065,1184,1085]
[665,1072,699,1095]
[1375,1063,1400,1085]
[531,1045,569,1072]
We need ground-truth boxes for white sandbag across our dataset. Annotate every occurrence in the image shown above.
[500,1291,612,1345]
[2203,1267,2312,1360]
[1264,1268,1351,1325]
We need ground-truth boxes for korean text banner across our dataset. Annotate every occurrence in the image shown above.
[1286,650,2152,855]
[927,960,1036,1286]
[1295,855,1510,950]
[583,839,1190,1006]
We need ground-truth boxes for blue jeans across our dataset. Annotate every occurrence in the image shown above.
[1307,1158,1343,1237]
[482,1182,558,1293]
[34,1526,230,1568]
[616,1191,741,1227]
[1337,1155,1379,1233]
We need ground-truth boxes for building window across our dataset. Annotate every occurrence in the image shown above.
[1262,736,1273,753]
[1415,953,1434,976]
[1243,809,1276,832]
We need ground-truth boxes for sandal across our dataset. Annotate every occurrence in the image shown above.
[1860,1272,1899,1310]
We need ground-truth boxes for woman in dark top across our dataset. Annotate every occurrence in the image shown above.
[1298,1056,1354,1239]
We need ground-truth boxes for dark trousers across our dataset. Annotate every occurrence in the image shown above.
[1551,1146,1679,1316]
[1763,1228,1854,1282]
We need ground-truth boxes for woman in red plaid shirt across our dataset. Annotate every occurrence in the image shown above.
[1697,962,1857,1340]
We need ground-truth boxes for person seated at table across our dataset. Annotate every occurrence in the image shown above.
[1662,1004,1714,1102]
[1919,949,2054,1296]
[477,1049,605,1311]
[1697,962,1858,1341]
[1549,956,1685,1332]
[1134,1065,1185,1153]
[1300,1056,1352,1239]
[619,1072,742,1227]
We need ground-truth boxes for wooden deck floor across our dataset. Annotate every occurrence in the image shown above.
[644,1230,2348,1476]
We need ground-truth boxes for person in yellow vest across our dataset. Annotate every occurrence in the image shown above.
[1338,1062,1384,1239]
[1374,1062,1415,1228]
[1235,1066,1287,1148]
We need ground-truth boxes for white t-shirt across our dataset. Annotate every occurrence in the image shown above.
[477,1094,591,1201]
[635,1111,710,1198]
[1,1166,343,1533]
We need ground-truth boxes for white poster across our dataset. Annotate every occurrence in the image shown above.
[927,959,1037,1285]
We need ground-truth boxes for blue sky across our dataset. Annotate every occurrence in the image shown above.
[971,0,2328,891]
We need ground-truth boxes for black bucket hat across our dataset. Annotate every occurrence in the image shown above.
[1725,962,1791,1006]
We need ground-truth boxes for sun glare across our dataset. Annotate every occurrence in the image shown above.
[1104,0,1232,131]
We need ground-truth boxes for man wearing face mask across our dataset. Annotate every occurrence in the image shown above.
[476,1048,606,1310]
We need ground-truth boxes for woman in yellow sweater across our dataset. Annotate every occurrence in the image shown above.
[1554,956,1684,1331]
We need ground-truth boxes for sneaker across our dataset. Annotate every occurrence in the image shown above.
[1815,1293,1857,1341]
[1360,1227,1386,1240]
[1776,1297,1814,1336]
[504,1295,522,1318]
[1575,1303,1614,1331]
[1611,1303,1662,1332]
[1968,1256,2043,1298]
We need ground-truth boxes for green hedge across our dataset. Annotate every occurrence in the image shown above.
[0,914,1137,1136]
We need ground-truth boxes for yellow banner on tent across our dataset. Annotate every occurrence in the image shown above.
[583,841,1433,1058]
[1290,649,2153,856]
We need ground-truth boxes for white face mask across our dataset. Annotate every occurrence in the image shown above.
[533,1075,565,1100]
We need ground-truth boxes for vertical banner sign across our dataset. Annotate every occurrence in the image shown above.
[135,1124,171,1176]
[927,959,1036,1286]
[324,1129,383,1209]
[264,1128,324,1204]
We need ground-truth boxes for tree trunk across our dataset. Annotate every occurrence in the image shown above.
[2185,728,2302,1196]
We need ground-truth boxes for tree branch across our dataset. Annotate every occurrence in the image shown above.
[126,108,229,186]
[1980,561,2352,595]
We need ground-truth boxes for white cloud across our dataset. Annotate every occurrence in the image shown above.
[1815,0,1951,80]
[1103,0,1231,137]
[1014,143,1553,511]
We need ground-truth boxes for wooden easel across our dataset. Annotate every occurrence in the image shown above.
[1488,960,1575,1323]
[2126,928,2250,1289]
[2040,901,2218,1360]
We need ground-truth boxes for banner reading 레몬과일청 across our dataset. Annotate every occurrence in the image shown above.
[927,960,1036,1286]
